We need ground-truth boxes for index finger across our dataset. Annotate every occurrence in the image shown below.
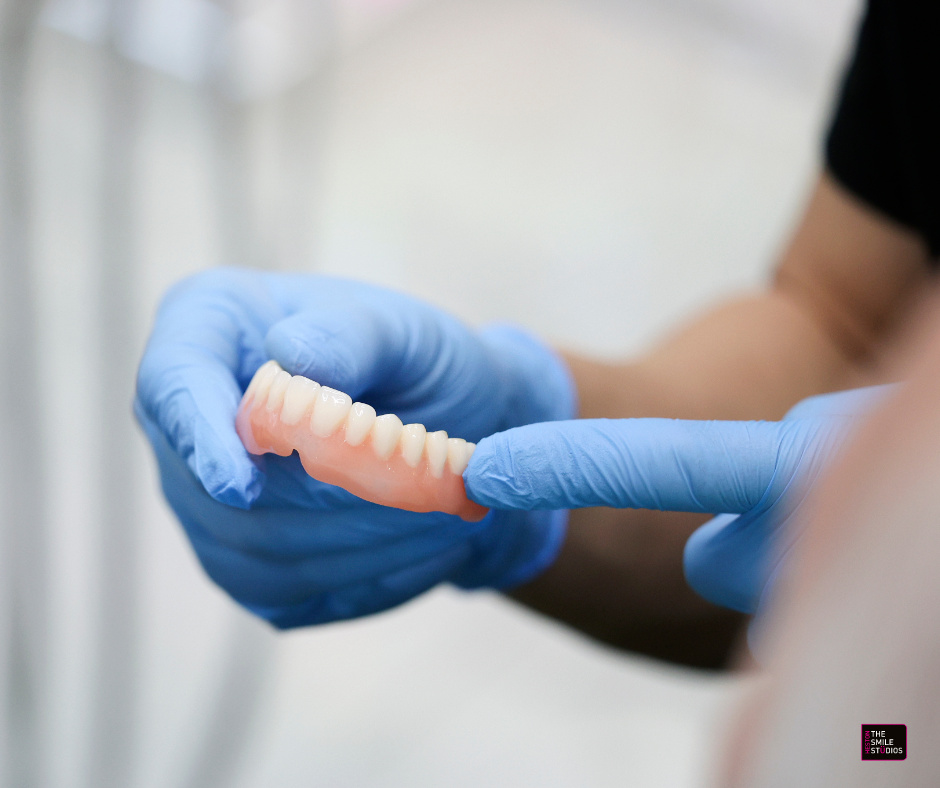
[135,269,280,507]
[463,417,793,513]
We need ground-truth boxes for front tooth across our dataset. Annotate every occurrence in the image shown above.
[399,424,427,468]
[345,402,376,446]
[310,386,352,437]
[424,431,448,478]
[247,360,280,405]
[264,370,292,413]
[446,437,469,475]
[280,376,320,425]
[370,414,403,460]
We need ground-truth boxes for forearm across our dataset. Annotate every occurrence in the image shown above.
[508,173,931,669]
[569,289,867,423]
[571,170,930,425]
[511,291,865,669]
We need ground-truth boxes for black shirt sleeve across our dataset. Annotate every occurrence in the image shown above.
[826,0,940,258]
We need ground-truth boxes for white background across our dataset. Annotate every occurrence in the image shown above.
[5,0,861,784]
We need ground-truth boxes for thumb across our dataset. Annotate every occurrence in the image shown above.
[464,418,787,513]
[264,305,403,399]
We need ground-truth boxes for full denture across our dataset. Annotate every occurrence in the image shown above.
[235,360,489,522]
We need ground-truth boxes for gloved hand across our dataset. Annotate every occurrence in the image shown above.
[135,268,575,627]
[464,385,895,625]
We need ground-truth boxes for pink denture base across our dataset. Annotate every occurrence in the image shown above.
[235,385,489,522]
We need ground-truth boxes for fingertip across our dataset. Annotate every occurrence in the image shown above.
[190,419,265,509]
[463,432,534,510]
[683,513,758,613]
[264,310,374,395]
[461,434,491,493]
[263,317,309,374]
[204,473,264,510]
[135,391,264,510]
[193,452,264,509]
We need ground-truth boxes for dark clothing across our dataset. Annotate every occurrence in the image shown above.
[826,0,940,257]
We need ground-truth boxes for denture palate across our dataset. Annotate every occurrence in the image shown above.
[235,360,489,521]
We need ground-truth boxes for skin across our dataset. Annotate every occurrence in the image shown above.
[508,171,933,670]
[724,294,940,785]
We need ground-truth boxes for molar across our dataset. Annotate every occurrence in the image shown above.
[246,360,280,403]
[345,402,377,446]
[265,370,292,413]
[424,431,448,478]
[399,424,427,468]
[310,386,352,437]
[446,438,470,475]
[280,375,320,425]
[371,414,403,460]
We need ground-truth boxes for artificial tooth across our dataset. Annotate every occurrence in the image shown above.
[424,431,448,478]
[371,414,403,460]
[264,370,292,413]
[280,375,320,425]
[399,424,427,468]
[310,386,352,437]
[246,360,280,403]
[446,437,469,475]
[345,402,377,446]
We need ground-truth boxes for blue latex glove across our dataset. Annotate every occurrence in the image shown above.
[135,268,575,627]
[465,385,895,622]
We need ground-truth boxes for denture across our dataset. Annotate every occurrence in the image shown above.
[235,361,489,522]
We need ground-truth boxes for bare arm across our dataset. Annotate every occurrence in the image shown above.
[509,171,932,669]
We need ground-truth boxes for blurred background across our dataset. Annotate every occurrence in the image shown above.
[0,0,861,785]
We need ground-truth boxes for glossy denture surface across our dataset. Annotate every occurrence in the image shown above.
[235,361,488,521]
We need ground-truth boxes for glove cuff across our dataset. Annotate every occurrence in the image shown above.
[449,508,568,591]
[479,324,578,429]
